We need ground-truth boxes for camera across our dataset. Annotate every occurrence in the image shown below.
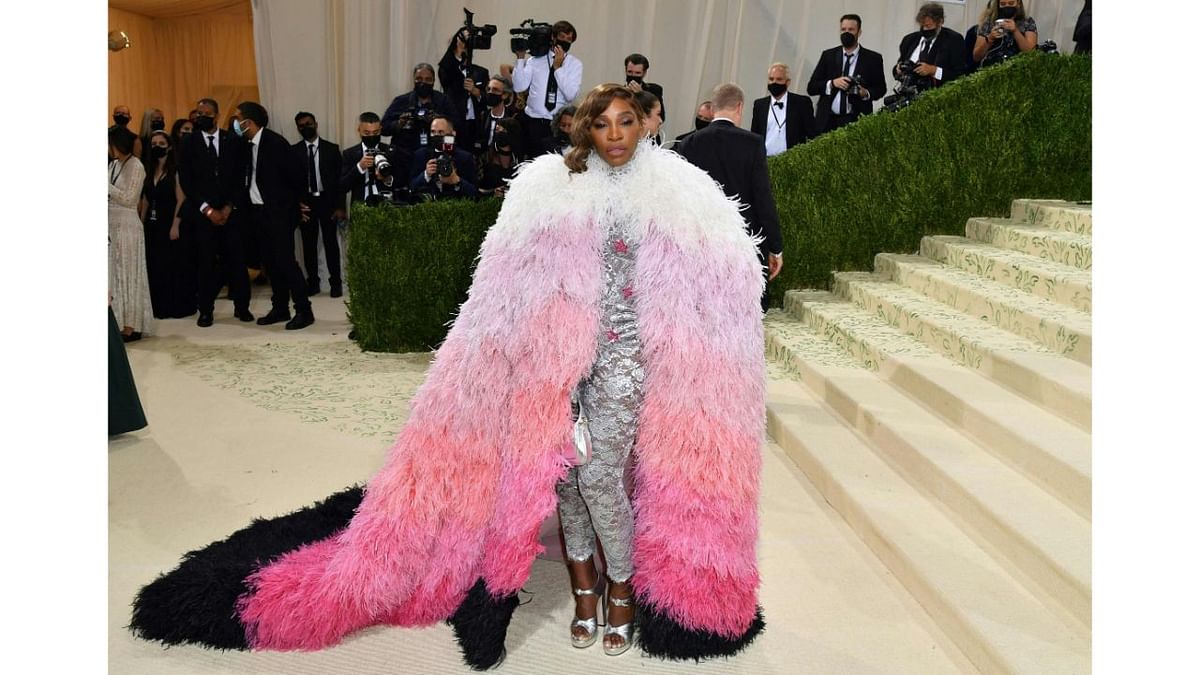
[461,8,497,50]
[883,62,922,113]
[434,135,457,178]
[510,19,554,57]
[400,107,432,132]
[372,151,392,178]
[846,73,864,98]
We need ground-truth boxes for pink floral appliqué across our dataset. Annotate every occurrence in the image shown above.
[621,286,634,299]
[606,329,620,342]
[614,239,629,253]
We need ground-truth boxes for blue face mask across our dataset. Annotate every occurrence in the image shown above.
[232,118,247,137]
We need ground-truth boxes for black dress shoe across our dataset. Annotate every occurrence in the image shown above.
[234,308,255,322]
[329,283,343,298]
[307,281,321,296]
[197,313,214,328]
[121,331,142,343]
[285,310,315,331]
[256,309,291,326]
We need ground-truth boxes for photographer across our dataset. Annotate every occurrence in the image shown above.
[624,53,665,125]
[806,14,886,135]
[382,63,458,155]
[340,112,404,205]
[408,115,477,201]
[972,0,1038,69]
[477,118,521,199]
[895,3,966,89]
[438,29,490,155]
[512,20,583,158]
[477,75,520,160]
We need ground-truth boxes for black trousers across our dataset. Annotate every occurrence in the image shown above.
[822,111,862,134]
[299,198,342,289]
[250,204,311,315]
[194,211,250,315]
[519,114,553,157]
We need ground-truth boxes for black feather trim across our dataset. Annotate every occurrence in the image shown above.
[637,602,765,661]
[128,486,364,649]
[447,579,519,670]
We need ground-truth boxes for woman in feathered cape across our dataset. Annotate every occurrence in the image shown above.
[132,84,767,669]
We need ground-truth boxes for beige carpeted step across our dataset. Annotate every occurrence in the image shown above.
[874,253,1091,365]
[1009,199,1092,236]
[767,374,1090,674]
[827,273,1091,430]
[965,217,1092,271]
[921,236,1092,314]
[765,318,1092,629]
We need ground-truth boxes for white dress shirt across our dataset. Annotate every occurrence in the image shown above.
[512,52,583,120]
[764,94,788,157]
[908,33,944,81]
[304,138,325,194]
[825,45,860,114]
[247,127,263,205]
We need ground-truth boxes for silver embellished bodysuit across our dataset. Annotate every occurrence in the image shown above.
[555,168,644,583]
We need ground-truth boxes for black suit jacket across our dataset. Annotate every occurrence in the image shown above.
[340,142,406,204]
[805,46,887,130]
[291,137,342,215]
[896,28,967,87]
[438,48,489,143]
[675,120,782,256]
[381,90,459,151]
[408,147,478,200]
[247,127,303,225]
[750,92,815,150]
[178,129,247,220]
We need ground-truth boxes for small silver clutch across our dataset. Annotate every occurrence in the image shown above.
[570,389,592,466]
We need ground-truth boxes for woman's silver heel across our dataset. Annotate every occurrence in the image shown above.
[603,588,635,656]
[570,575,604,648]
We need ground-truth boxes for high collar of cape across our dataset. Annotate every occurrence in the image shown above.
[131,140,768,668]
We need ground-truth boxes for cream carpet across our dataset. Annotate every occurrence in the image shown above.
[109,288,974,674]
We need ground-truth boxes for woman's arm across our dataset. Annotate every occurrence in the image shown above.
[973,32,992,62]
[1013,25,1038,52]
[138,194,148,222]
[109,161,144,209]
[171,172,185,240]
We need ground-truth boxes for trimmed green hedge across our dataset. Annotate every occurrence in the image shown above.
[348,51,1091,352]
[766,51,1091,306]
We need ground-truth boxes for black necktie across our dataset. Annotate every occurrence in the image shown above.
[918,37,932,63]
[308,145,318,194]
[207,134,218,175]
[841,54,852,114]
[544,60,559,111]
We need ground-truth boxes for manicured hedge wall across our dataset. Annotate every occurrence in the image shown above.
[766,51,1091,306]
[348,51,1090,352]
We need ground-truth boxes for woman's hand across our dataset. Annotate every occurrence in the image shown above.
[169,219,181,241]
[999,18,1017,33]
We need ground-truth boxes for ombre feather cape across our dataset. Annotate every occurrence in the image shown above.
[132,142,767,668]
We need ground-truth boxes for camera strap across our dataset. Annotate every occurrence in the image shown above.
[544,55,559,111]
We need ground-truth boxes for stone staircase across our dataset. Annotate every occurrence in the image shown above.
[764,199,1092,674]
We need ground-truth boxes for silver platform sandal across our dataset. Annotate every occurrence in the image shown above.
[570,575,605,648]
[603,586,635,656]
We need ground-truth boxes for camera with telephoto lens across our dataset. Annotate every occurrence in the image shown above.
[400,107,432,132]
[882,61,922,113]
[461,8,497,50]
[434,135,457,178]
[371,151,392,178]
[510,19,554,57]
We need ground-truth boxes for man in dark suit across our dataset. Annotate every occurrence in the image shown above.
[382,63,459,156]
[438,31,490,156]
[408,115,478,201]
[806,14,887,135]
[475,75,521,159]
[671,100,713,147]
[292,112,344,298]
[341,112,406,205]
[177,97,254,327]
[894,2,967,90]
[750,63,815,157]
[232,101,313,331]
[623,53,665,124]
[677,83,783,312]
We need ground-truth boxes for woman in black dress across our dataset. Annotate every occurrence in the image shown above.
[139,131,196,318]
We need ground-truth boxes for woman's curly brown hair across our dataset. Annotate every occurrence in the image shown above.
[564,83,647,174]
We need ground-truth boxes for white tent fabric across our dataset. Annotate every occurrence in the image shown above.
[252,0,1086,148]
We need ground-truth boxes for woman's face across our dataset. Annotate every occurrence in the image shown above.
[589,97,643,168]
[643,102,663,137]
[180,121,193,136]
[151,137,169,155]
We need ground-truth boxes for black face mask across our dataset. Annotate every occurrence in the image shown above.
[194,115,215,132]
[113,114,131,127]
[485,92,503,108]
[494,133,511,150]
[150,119,165,131]
[429,134,446,150]
[840,32,857,48]
[415,81,434,98]
[150,146,168,160]
[920,27,938,39]
[361,134,380,148]
[767,82,787,97]
[695,117,711,131]
[627,75,644,86]
[997,6,1018,19]
[180,131,192,141]
[556,40,572,52]
[299,125,317,141]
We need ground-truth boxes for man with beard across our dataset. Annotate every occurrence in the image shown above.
[806,14,886,135]
[895,3,967,89]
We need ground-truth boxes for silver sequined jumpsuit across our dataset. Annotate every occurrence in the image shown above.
[555,169,643,583]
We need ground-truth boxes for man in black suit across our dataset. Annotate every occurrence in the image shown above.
[677,83,784,312]
[177,97,254,327]
[438,31,490,156]
[476,75,521,159]
[292,112,344,298]
[894,2,967,90]
[408,115,477,201]
[382,63,459,156]
[232,101,313,331]
[750,63,815,157]
[341,112,405,205]
[623,53,665,124]
[806,14,887,135]
[671,100,713,147]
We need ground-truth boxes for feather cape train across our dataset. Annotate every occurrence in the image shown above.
[131,142,768,668]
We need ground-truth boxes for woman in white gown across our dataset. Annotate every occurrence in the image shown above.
[109,127,154,341]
